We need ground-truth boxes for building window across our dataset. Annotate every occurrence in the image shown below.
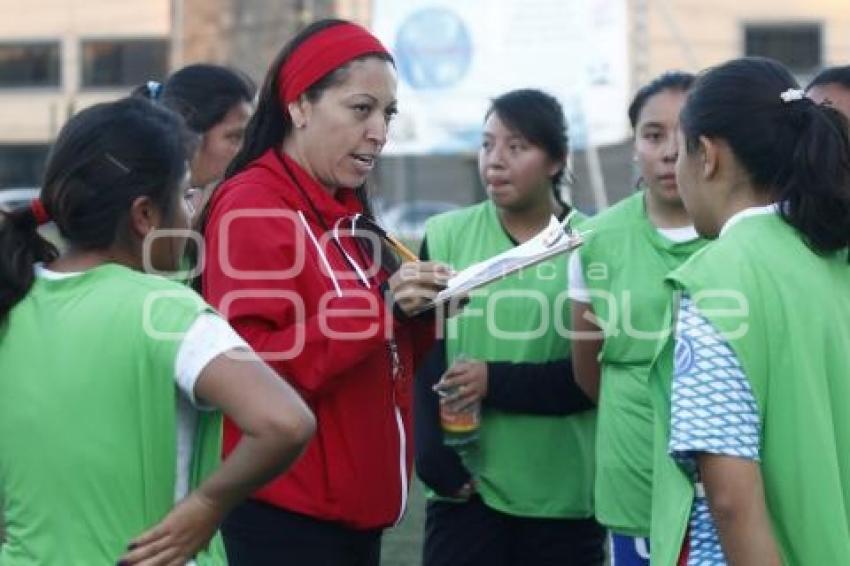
[0,145,50,188]
[0,42,60,88]
[81,39,169,88]
[744,24,821,75]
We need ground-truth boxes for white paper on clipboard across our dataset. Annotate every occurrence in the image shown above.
[426,214,585,310]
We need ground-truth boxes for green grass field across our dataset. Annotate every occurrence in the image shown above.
[381,480,427,566]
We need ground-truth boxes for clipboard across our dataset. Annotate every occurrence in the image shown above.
[419,213,586,312]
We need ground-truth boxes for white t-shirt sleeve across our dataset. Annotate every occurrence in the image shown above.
[174,312,251,409]
[567,251,592,303]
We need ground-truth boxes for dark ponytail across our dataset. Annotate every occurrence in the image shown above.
[0,96,194,321]
[681,57,850,255]
[778,98,850,254]
[486,89,572,212]
[0,204,59,320]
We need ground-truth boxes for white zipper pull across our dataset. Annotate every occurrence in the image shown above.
[388,339,402,380]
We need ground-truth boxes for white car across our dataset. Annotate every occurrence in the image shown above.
[0,187,40,212]
[379,200,459,242]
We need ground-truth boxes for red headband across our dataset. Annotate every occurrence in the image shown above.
[30,198,50,225]
[278,22,389,106]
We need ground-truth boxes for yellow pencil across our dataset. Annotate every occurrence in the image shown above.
[385,233,419,262]
[356,214,420,262]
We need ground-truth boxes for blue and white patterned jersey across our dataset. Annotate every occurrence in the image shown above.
[669,294,762,566]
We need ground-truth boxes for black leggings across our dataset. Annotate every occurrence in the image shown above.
[423,495,606,566]
[221,499,382,566]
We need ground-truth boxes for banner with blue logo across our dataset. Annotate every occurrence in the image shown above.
[372,0,630,154]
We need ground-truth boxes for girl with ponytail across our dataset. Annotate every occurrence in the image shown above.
[650,57,850,565]
[0,97,314,565]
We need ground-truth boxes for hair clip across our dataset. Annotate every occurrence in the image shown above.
[780,88,805,103]
[104,153,131,174]
[147,80,162,100]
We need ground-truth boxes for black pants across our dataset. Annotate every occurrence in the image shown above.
[423,495,606,566]
[221,499,382,566]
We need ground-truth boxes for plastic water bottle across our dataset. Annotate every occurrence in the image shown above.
[439,354,481,474]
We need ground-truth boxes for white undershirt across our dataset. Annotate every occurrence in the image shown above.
[567,225,700,303]
[656,225,701,243]
[173,314,248,500]
[718,203,780,236]
[34,265,248,501]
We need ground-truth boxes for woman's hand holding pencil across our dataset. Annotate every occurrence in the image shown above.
[387,261,455,316]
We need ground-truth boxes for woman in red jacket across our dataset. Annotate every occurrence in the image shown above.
[201,19,450,565]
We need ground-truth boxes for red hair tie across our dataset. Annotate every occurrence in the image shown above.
[278,22,389,107]
[30,198,50,225]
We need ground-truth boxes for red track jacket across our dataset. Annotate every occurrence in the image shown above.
[203,149,433,529]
